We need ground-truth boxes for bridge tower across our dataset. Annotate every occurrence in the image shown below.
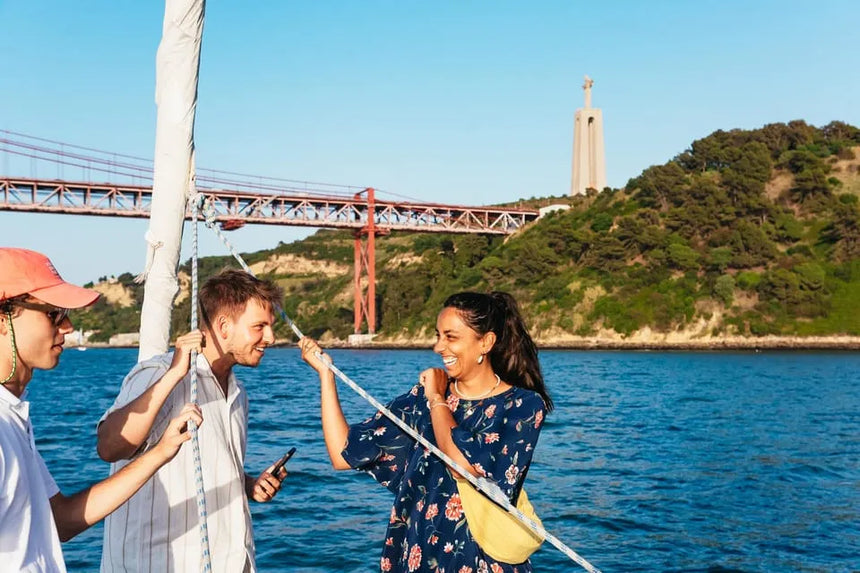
[570,75,607,195]
[352,187,384,337]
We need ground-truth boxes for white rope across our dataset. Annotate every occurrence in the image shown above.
[195,197,601,572]
[133,231,164,284]
[188,192,212,572]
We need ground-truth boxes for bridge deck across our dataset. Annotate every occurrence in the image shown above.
[0,177,539,235]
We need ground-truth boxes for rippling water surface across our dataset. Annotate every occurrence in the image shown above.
[30,348,859,572]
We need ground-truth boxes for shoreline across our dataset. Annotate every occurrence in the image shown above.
[77,336,860,351]
[328,337,860,351]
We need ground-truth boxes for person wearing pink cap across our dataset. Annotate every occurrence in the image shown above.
[0,247,203,573]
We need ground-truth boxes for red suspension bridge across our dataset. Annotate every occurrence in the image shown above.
[0,130,541,335]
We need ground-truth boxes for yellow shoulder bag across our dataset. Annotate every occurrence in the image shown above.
[456,478,544,564]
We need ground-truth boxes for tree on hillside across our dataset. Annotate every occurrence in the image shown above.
[380,268,433,332]
[664,175,733,239]
[784,120,817,150]
[628,162,688,210]
[679,132,731,172]
[756,123,797,158]
[614,215,645,253]
[730,141,773,184]
[759,262,830,318]
[453,235,490,269]
[727,220,778,268]
[583,235,627,272]
[821,120,860,144]
[791,169,834,208]
[823,197,860,261]
[780,149,828,174]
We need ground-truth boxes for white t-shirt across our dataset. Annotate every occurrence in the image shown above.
[0,385,66,573]
[99,353,255,573]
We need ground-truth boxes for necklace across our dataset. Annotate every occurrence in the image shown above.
[453,373,501,400]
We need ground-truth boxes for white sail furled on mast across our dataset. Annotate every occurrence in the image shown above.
[139,0,206,361]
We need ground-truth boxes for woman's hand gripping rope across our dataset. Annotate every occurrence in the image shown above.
[299,337,332,376]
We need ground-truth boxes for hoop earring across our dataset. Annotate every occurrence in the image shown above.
[477,353,484,364]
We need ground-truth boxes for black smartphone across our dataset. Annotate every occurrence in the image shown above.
[271,447,296,475]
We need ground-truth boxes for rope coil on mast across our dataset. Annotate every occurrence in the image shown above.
[192,196,602,573]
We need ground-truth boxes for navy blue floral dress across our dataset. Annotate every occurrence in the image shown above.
[341,383,547,573]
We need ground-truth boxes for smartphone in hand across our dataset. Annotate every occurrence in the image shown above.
[271,447,296,476]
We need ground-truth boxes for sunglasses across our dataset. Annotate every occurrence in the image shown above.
[15,301,71,326]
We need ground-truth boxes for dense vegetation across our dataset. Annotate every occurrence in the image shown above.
[75,120,860,343]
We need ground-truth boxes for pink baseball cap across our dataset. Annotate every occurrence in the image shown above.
[0,248,99,309]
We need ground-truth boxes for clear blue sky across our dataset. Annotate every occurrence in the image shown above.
[1,0,858,284]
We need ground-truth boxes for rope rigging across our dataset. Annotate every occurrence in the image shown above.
[178,193,602,573]
[188,187,213,572]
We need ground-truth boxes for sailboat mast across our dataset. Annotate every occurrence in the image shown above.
[139,0,206,362]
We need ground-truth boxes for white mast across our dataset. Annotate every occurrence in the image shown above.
[139,0,206,361]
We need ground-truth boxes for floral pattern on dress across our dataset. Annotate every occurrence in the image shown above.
[341,384,546,573]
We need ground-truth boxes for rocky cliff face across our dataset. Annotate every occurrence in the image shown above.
[92,279,135,307]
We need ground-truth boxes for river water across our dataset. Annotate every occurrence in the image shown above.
[29,348,859,572]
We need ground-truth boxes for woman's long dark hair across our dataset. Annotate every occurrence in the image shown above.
[443,291,553,412]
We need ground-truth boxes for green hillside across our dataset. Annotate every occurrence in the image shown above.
[75,120,860,344]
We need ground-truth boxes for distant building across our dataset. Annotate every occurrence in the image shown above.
[538,204,571,217]
[109,332,141,347]
[570,75,606,195]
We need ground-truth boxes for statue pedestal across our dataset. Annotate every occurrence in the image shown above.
[571,107,606,195]
[570,75,607,196]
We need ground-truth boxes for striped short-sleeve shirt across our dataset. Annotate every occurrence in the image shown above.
[99,353,255,573]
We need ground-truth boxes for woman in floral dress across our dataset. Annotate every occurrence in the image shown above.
[300,292,553,573]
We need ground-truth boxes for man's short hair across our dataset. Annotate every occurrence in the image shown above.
[198,269,283,326]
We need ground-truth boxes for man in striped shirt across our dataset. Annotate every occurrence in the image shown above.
[97,270,288,572]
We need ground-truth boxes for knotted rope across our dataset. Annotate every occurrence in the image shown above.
[194,196,602,573]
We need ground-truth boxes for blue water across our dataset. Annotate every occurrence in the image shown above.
[28,348,860,572]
